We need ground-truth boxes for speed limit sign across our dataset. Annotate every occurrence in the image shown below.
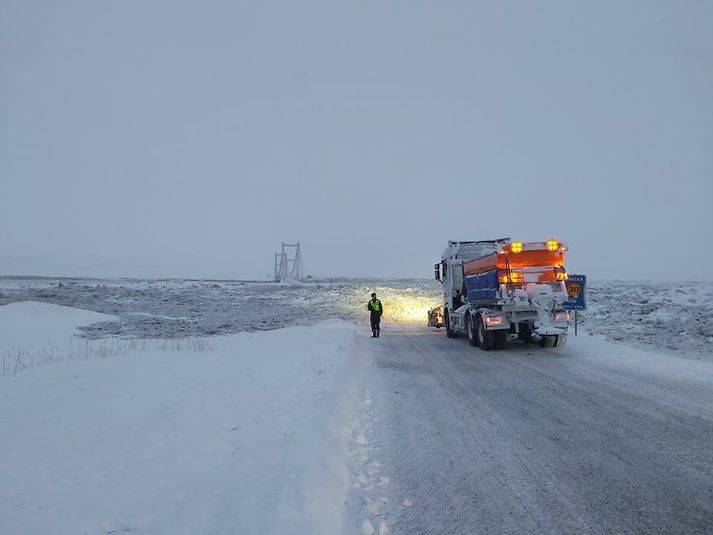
[563,274,586,310]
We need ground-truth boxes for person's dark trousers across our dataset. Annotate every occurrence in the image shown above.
[370,312,381,337]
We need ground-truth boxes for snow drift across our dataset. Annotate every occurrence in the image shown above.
[0,303,358,535]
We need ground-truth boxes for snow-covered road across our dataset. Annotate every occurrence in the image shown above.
[345,326,713,534]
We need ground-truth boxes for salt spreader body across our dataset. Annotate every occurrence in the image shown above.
[434,238,571,350]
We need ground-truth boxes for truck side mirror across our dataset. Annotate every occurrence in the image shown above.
[434,263,441,281]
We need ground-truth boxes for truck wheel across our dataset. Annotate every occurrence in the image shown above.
[518,324,532,344]
[494,331,507,350]
[466,313,479,347]
[445,310,457,338]
[477,316,494,351]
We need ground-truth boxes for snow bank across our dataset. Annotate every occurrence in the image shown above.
[0,304,357,535]
[582,281,713,357]
[566,330,713,381]
[0,301,117,355]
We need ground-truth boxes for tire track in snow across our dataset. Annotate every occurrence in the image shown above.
[347,387,390,535]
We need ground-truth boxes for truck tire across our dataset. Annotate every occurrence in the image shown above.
[494,331,507,350]
[518,324,533,344]
[445,309,457,338]
[477,316,495,351]
[466,313,479,347]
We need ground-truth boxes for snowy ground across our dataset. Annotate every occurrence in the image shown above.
[2,285,712,533]
[1,276,712,358]
[582,280,713,355]
[0,302,362,535]
[0,277,439,339]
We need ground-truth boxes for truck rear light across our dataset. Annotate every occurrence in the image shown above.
[554,311,570,322]
[498,272,523,284]
[546,239,560,251]
[554,266,568,281]
[485,315,505,326]
[509,242,523,253]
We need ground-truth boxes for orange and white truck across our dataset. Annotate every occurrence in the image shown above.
[434,238,571,350]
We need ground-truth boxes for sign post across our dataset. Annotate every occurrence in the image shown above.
[562,274,587,335]
[575,310,578,336]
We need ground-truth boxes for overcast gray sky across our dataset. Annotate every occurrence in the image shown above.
[2,1,711,281]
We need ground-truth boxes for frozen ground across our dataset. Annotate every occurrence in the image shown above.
[0,302,361,535]
[0,301,118,375]
[2,291,712,533]
[582,280,713,356]
[1,276,712,358]
[0,277,440,338]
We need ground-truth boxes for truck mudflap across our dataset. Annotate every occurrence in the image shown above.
[534,325,566,336]
[533,332,567,348]
[532,325,568,348]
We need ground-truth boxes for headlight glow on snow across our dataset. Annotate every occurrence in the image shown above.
[364,290,440,324]
[354,286,441,324]
[389,299,435,323]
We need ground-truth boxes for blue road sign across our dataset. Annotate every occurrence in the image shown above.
[563,274,586,310]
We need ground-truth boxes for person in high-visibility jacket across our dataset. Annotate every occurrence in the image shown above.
[367,292,383,338]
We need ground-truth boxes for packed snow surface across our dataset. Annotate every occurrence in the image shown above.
[2,276,712,358]
[0,301,116,356]
[0,303,360,535]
